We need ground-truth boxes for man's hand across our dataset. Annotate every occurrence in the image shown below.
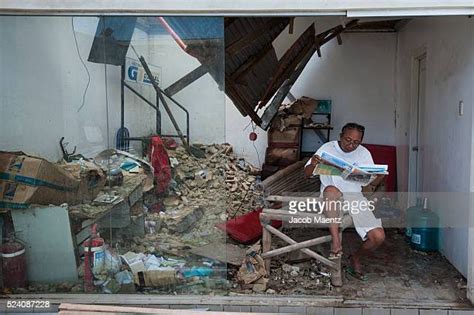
[304,154,322,178]
[310,154,322,166]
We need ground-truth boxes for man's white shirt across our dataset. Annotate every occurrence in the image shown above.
[305,140,374,193]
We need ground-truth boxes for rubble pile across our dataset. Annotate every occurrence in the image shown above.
[140,143,264,248]
[230,258,332,295]
[167,144,263,217]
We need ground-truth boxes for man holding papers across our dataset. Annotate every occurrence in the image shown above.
[304,122,386,281]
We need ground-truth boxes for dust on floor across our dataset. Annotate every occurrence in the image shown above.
[230,228,469,304]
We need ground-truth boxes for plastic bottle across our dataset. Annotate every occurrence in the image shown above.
[410,198,439,252]
[405,197,422,242]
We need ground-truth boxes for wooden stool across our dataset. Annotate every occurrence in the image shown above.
[257,160,354,286]
[259,194,353,287]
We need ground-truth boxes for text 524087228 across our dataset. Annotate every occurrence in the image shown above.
[6,300,51,311]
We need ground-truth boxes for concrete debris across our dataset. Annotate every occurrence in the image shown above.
[136,143,264,250]
[164,207,204,233]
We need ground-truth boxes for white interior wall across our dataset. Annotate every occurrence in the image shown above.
[0,16,225,161]
[226,17,397,167]
[225,95,267,168]
[395,16,474,277]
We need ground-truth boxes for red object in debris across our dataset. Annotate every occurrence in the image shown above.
[83,224,104,293]
[148,202,163,213]
[162,137,178,150]
[149,136,172,194]
[1,239,27,289]
[215,208,282,244]
[249,132,258,141]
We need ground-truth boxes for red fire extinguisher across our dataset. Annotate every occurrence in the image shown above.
[83,224,104,292]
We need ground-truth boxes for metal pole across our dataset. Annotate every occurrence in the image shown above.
[156,91,161,135]
[120,64,125,130]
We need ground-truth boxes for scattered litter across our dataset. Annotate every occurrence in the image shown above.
[182,266,214,278]
[169,157,179,168]
[115,270,133,285]
[237,244,267,289]
[93,194,122,205]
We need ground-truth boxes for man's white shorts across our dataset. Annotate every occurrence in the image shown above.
[321,191,382,241]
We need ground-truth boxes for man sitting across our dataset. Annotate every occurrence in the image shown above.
[304,122,385,280]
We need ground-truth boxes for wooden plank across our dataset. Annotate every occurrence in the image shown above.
[225,77,262,124]
[258,24,316,110]
[261,235,332,259]
[58,303,278,315]
[226,18,288,55]
[34,294,342,307]
[11,294,473,311]
[230,43,274,83]
[262,223,272,272]
[164,64,209,97]
[260,42,317,130]
[258,160,307,189]
[264,224,337,269]
[265,195,322,202]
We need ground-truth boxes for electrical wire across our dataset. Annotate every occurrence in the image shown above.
[251,122,261,167]
[71,17,91,113]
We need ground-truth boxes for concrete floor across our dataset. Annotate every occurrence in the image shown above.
[342,229,467,303]
[263,228,469,305]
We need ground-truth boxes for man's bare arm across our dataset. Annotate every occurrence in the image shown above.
[304,155,322,178]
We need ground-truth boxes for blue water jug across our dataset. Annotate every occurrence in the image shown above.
[405,198,422,242]
[410,198,439,252]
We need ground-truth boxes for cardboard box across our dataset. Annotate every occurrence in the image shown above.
[268,127,301,146]
[133,270,179,287]
[265,147,299,166]
[60,161,106,204]
[0,152,80,209]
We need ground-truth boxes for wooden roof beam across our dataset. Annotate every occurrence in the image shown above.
[314,19,359,57]
[258,23,316,108]
[230,43,274,83]
[225,18,289,55]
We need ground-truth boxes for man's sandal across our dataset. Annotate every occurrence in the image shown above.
[328,249,343,260]
[345,266,368,281]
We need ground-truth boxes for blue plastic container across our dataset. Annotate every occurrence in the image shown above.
[410,198,439,252]
[405,198,422,242]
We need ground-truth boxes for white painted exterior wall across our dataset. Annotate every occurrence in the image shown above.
[395,16,474,277]
[0,16,225,161]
